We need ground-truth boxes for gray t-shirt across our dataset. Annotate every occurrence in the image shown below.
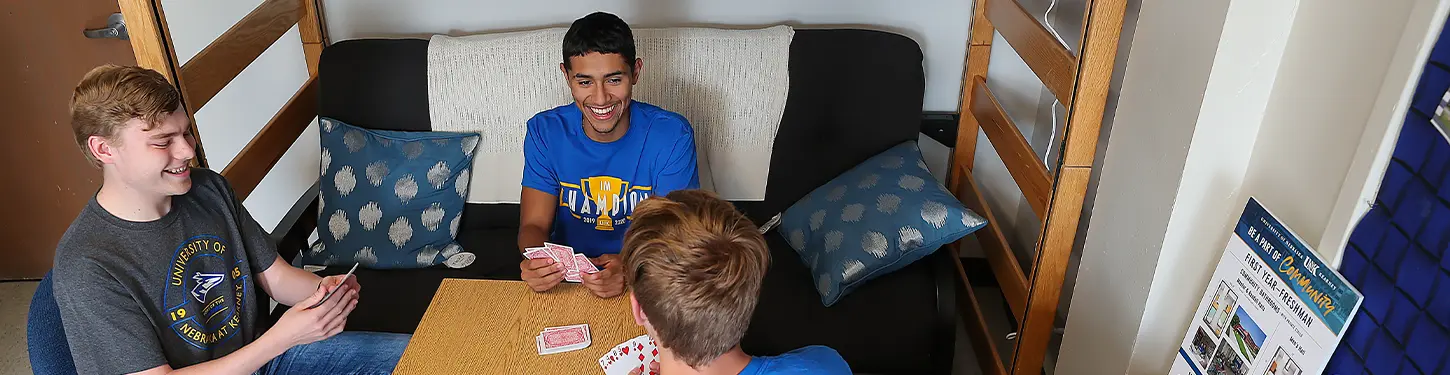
[53,168,279,374]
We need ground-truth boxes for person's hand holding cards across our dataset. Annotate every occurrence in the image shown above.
[308,262,360,309]
[271,263,360,347]
[580,253,624,299]
[521,243,608,295]
[521,247,567,292]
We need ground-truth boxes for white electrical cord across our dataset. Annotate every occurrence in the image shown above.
[1043,0,1067,163]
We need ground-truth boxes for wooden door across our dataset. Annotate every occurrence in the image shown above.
[0,0,137,279]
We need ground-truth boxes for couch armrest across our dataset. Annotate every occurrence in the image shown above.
[270,181,320,263]
[929,248,958,374]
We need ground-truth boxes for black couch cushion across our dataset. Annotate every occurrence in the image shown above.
[317,38,430,131]
[304,29,952,374]
[744,230,944,374]
[734,29,926,224]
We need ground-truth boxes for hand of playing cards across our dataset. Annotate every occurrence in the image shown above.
[598,334,659,375]
[307,262,359,309]
[536,324,591,355]
[524,242,601,283]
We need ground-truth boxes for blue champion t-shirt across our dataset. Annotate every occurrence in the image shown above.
[522,100,700,257]
[740,346,853,375]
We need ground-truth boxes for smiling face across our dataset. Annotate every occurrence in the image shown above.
[562,52,642,141]
[91,110,197,199]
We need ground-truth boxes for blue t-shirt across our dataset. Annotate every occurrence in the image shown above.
[522,100,700,257]
[740,346,852,375]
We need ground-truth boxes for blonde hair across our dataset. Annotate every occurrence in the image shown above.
[621,189,771,368]
[69,65,181,166]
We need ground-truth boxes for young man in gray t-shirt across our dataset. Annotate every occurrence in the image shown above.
[53,65,408,374]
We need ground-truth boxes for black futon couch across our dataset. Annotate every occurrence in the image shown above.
[271,29,956,374]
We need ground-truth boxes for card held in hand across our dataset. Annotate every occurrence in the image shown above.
[573,253,600,274]
[544,242,576,271]
[307,262,358,309]
[599,334,659,375]
[523,247,553,262]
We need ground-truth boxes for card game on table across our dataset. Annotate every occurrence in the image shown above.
[391,279,656,374]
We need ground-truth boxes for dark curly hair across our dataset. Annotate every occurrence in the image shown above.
[562,12,636,70]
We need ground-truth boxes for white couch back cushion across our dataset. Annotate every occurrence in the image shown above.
[427,26,793,203]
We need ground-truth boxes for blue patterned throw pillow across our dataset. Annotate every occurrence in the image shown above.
[779,141,987,306]
[301,117,481,269]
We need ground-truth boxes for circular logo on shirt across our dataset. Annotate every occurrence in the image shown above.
[161,235,247,350]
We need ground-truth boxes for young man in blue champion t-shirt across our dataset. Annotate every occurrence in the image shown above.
[518,12,700,298]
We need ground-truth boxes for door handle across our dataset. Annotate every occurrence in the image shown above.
[83,13,128,40]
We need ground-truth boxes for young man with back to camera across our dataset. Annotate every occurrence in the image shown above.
[620,190,853,375]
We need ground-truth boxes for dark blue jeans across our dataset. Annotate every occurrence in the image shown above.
[259,332,411,374]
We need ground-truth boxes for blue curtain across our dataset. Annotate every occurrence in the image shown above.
[1325,17,1450,375]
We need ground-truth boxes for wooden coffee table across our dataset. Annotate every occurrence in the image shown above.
[393,279,646,374]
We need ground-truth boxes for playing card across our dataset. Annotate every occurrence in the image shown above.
[544,242,577,273]
[631,335,659,373]
[307,262,358,309]
[543,323,590,337]
[523,247,553,261]
[536,334,590,355]
[573,253,600,274]
[535,324,591,355]
[600,342,637,374]
[541,327,587,347]
[600,335,657,375]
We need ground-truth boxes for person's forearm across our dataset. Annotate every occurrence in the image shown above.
[162,333,289,375]
[519,224,549,252]
[270,266,323,306]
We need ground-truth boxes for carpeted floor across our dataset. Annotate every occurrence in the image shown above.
[0,281,36,375]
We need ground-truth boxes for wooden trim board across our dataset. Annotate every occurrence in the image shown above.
[984,0,1077,104]
[298,0,328,75]
[1061,0,1128,168]
[118,0,208,167]
[1010,166,1091,374]
[953,0,997,186]
[179,0,304,111]
[971,77,1053,219]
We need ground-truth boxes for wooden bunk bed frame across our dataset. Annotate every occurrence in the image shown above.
[950,0,1127,373]
[117,0,327,200]
[117,0,1127,373]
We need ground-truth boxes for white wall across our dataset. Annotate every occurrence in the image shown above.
[1054,0,1237,371]
[161,0,319,230]
[1240,0,1420,263]
[1124,0,1301,371]
[1057,0,1443,373]
[1319,0,1449,265]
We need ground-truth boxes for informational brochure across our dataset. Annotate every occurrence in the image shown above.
[1171,198,1363,375]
